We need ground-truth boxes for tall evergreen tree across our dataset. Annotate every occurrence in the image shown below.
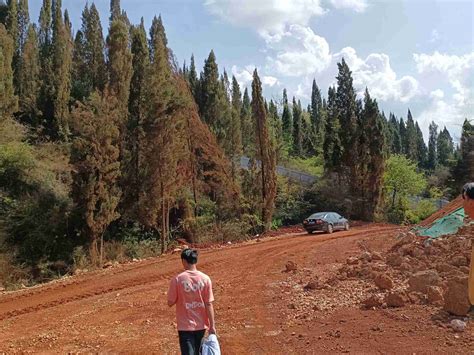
[292,96,302,156]
[123,19,149,219]
[427,121,438,170]
[399,117,407,154]
[451,119,474,184]
[310,78,323,154]
[70,91,122,265]
[188,53,199,103]
[335,58,358,169]
[323,86,342,171]
[0,23,17,119]
[17,23,40,125]
[437,126,454,166]
[51,0,72,139]
[415,121,427,168]
[110,0,121,22]
[281,88,292,144]
[228,75,242,178]
[6,0,18,65]
[388,113,402,154]
[149,15,167,59]
[251,69,277,231]
[405,109,418,161]
[17,0,29,54]
[240,87,252,154]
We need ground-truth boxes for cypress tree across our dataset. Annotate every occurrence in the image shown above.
[188,53,199,103]
[17,23,40,125]
[107,15,132,120]
[6,0,18,67]
[281,88,292,144]
[0,23,17,119]
[17,0,28,53]
[149,15,167,59]
[335,58,358,169]
[71,29,88,101]
[139,17,183,253]
[51,0,72,139]
[437,126,454,166]
[200,50,220,130]
[427,121,438,170]
[405,109,418,161]
[110,0,121,22]
[0,2,7,25]
[251,69,276,231]
[415,121,427,168]
[268,99,284,161]
[122,19,149,219]
[229,75,242,178]
[311,78,323,154]
[389,113,402,154]
[240,87,252,154]
[70,91,122,266]
[399,117,407,155]
[292,96,302,156]
[323,86,342,171]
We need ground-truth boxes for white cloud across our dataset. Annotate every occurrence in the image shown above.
[329,0,368,13]
[262,75,280,87]
[231,65,254,88]
[333,47,419,102]
[204,0,325,39]
[414,51,474,141]
[266,25,331,76]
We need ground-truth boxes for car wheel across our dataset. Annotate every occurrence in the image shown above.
[344,223,350,231]
[327,224,333,234]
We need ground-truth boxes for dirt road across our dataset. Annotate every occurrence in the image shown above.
[0,224,472,353]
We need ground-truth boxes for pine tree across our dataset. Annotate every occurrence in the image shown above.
[292,96,302,156]
[51,0,72,139]
[200,50,220,130]
[323,86,342,171]
[437,126,454,166]
[251,69,276,231]
[335,58,358,169]
[240,87,252,154]
[388,113,402,154]
[281,88,292,144]
[149,15,167,59]
[0,23,17,119]
[415,121,427,168]
[427,121,438,170]
[70,91,122,266]
[17,24,40,125]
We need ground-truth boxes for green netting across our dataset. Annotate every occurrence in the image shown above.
[413,207,466,239]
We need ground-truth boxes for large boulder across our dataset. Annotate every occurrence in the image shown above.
[443,276,470,316]
[426,286,444,305]
[408,270,440,293]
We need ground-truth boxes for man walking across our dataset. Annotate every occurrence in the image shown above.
[168,248,216,355]
[462,183,474,311]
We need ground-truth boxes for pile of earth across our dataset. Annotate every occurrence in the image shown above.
[337,226,472,318]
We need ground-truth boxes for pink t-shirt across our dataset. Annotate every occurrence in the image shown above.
[167,270,214,331]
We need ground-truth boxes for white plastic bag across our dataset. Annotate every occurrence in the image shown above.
[201,334,221,355]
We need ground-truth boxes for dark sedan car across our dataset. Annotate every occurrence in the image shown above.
[303,212,349,234]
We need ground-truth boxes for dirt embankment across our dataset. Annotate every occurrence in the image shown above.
[0,223,472,354]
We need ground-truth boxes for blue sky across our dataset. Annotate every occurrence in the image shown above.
[30,0,473,142]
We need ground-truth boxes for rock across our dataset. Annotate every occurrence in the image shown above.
[392,232,415,250]
[408,291,425,304]
[450,319,467,333]
[374,273,394,290]
[459,266,470,274]
[371,252,383,261]
[172,248,182,254]
[408,270,440,293]
[288,303,296,310]
[443,276,470,316]
[426,286,444,305]
[103,261,113,269]
[412,248,423,258]
[0,287,4,292]
[362,294,383,308]
[285,261,298,272]
[386,253,403,267]
[385,291,408,308]
[304,280,321,291]
[359,252,372,262]
[346,256,359,265]
[370,263,388,272]
[436,262,457,274]
[450,256,468,267]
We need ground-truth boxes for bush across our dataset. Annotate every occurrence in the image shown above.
[0,253,31,290]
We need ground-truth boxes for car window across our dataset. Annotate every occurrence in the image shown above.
[334,213,341,219]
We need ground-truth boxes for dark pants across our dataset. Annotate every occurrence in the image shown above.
[178,329,206,355]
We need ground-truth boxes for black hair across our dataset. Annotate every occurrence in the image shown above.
[462,182,474,200]
[181,248,198,264]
